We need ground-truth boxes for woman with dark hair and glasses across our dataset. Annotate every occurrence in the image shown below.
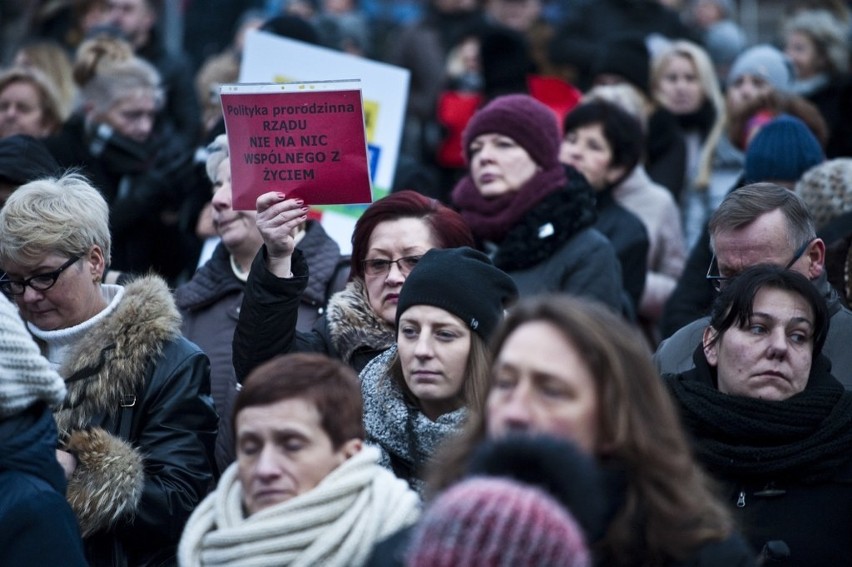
[0,173,217,566]
[665,265,852,565]
[233,190,475,381]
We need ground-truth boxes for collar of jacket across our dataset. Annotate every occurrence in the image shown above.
[174,242,244,311]
[325,278,395,365]
[51,275,182,435]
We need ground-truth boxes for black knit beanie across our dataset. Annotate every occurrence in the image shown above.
[396,247,518,341]
[0,135,59,186]
[591,35,651,95]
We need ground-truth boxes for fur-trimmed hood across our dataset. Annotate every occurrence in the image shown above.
[54,275,181,435]
[325,279,395,366]
[49,275,183,538]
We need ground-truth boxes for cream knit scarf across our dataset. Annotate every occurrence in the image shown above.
[178,445,420,567]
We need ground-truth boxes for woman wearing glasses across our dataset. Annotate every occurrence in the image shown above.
[233,190,475,381]
[0,173,217,566]
[665,265,852,565]
[358,247,516,491]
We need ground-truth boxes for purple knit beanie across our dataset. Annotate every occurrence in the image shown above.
[462,94,562,170]
[405,477,591,567]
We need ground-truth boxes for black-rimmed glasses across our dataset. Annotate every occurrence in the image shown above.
[706,240,812,292]
[0,255,82,296]
[362,255,423,277]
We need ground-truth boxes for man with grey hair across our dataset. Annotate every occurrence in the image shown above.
[654,182,852,388]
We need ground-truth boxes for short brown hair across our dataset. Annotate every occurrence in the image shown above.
[233,353,365,449]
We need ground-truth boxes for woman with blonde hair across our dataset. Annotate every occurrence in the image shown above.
[13,39,78,117]
[652,40,727,251]
[44,35,205,283]
[0,173,217,565]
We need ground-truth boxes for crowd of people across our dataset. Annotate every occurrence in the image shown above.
[1,0,852,566]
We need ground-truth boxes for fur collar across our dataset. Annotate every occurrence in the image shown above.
[54,275,182,435]
[325,279,395,365]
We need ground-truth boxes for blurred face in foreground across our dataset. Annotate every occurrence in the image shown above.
[486,321,599,455]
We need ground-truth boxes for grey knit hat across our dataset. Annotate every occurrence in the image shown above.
[727,44,794,92]
[0,294,65,419]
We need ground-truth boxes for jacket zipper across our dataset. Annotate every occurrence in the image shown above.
[736,489,746,508]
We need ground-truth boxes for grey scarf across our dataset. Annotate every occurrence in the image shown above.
[359,345,467,494]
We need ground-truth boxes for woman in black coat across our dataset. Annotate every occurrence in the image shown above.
[665,265,852,565]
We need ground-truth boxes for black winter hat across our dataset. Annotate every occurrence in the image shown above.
[591,35,651,95]
[466,434,608,543]
[0,135,59,186]
[396,247,518,341]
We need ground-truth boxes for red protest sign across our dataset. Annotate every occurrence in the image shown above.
[220,82,373,210]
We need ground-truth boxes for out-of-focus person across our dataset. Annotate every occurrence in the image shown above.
[0,292,87,567]
[0,66,64,140]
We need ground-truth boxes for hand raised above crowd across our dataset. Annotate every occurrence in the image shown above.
[255,191,308,277]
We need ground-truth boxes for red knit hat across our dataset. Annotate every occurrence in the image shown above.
[405,476,591,567]
[462,94,562,170]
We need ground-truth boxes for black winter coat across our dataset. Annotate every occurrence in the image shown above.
[666,353,852,566]
[43,114,205,282]
[177,224,347,473]
[234,248,393,382]
[50,276,218,566]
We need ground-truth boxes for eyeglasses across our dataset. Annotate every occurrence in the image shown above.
[706,239,812,292]
[362,255,423,277]
[0,255,82,296]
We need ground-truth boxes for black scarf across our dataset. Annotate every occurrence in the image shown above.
[489,166,597,272]
[666,346,852,483]
[673,99,717,137]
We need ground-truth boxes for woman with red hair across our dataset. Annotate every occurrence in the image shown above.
[233,190,475,381]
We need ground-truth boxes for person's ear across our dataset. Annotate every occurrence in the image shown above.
[804,238,825,279]
[605,164,627,185]
[86,245,106,283]
[339,438,362,460]
[703,326,720,367]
